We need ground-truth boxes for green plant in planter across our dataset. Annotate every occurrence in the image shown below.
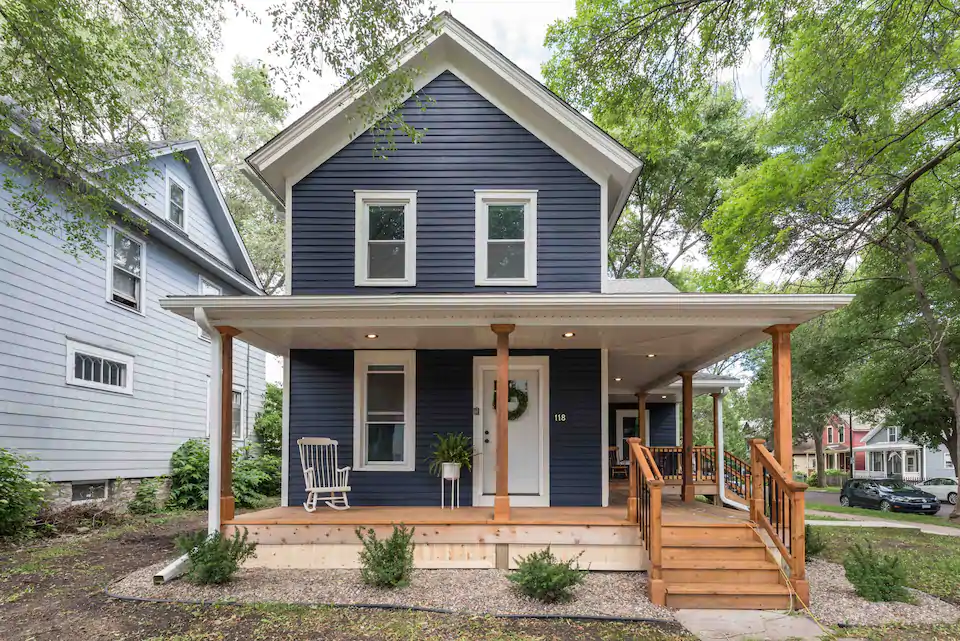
[427,433,476,477]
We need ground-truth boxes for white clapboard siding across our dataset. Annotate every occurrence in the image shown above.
[0,157,266,482]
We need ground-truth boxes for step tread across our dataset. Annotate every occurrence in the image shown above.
[665,583,791,596]
[661,560,779,570]
[662,539,764,548]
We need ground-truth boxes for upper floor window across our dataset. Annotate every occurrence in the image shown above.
[827,426,833,443]
[887,426,900,442]
[107,228,145,314]
[166,171,188,230]
[475,190,537,286]
[839,427,845,443]
[354,191,417,286]
[66,339,134,394]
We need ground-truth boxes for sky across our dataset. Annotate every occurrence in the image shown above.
[215,1,770,384]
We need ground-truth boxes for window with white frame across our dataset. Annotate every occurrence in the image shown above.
[839,426,845,443]
[353,351,416,471]
[887,426,900,442]
[66,339,134,394]
[108,228,144,313]
[905,450,918,473]
[71,481,108,503]
[827,426,834,443]
[232,388,244,440]
[354,191,417,286]
[475,190,537,286]
[198,277,221,339]
[166,171,188,229]
[870,451,884,472]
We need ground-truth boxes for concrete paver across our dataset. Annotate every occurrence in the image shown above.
[674,609,828,641]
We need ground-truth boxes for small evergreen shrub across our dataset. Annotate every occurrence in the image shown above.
[356,524,416,588]
[0,448,47,539]
[128,477,164,515]
[508,546,586,603]
[168,439,209,510]
[253,383,282,457]
[843,543,910,602]
[175,528,257,585]
[254,453,282,497]
[804,525,826,560]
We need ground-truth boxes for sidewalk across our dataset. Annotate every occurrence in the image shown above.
[806,509,960,537]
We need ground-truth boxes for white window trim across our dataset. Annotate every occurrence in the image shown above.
[827,426,833,444]
[474,190,538,286]
[232,385,246,442]
[198,275,222,340]
[945,451,955,469]
[839,426,845,443]
[164,167,190,232]
[353,350,417,472]
[887,426,900,442]
[65,338,135,395]
[354,190,417,286]
[105,226,147,315]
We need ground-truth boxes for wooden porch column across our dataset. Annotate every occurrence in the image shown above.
[712,392,722,505]
[764,324,798,471]
[217,326,241,524]
[636,392,648,445]
[680,371,695,502]
[492,324,515,522]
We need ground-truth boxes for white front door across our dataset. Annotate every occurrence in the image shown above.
[473,356,549,506]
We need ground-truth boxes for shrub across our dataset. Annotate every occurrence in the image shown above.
[508,546,586,603]
[356,524,416,588]
[253,383,282,457]
[0,448,47,539]
[168,439,210,510]
[843,543,911,602]
[254,453,282,497]
[175,528,257,585]
[804,525,826,560]
[232,446,268,508]
[128,477,164,515]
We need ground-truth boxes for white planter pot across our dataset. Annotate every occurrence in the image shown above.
[441,462,462,480]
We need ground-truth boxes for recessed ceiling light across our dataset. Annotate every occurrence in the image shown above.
[562,331,575,338]
[647,354,656,358]
[365,333,378,339]
[662,395,668,399]
[614,377,622,382]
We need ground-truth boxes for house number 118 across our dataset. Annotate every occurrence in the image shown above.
[554,413,567,422]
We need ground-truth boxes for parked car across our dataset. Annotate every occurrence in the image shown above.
[840,478,940,514]
[916,478,958,505]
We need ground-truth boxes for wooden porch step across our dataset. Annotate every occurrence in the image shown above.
[661,540,767,562]
[660,559,782,584]
[664,582,792,610]
[662,524,757,542]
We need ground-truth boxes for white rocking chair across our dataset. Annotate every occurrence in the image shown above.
[298,437,351,511]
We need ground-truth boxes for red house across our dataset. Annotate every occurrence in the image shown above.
[793,414,871,474]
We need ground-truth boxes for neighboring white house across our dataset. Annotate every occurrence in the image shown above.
[0,139,267,503]
[852,424,956,483]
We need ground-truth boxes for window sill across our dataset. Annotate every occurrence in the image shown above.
[475,279,537,287]
[107,299,146,316]
[355,279,417,287]
[66,380,134,396]
[355,463,415,473]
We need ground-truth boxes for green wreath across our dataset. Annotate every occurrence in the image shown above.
[493,381,529,421]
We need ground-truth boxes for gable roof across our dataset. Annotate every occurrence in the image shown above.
[244,11,643,228]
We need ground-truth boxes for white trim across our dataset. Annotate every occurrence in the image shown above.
[194,307,222,535]
[231,385,246,442]
[600,179,609,284]
[285,179,293,294]
[105,226,147,315]
[354,190,417,287]
[164,167,190,232]
[281,353,291,506]
[827,426,834,444]
[353,350,417,471]
[474,190,537,286]
[675,402,681,446]
[65,338,135,395]
[197,276,222,339]
[472,355,550,507]
[601,348,609,507]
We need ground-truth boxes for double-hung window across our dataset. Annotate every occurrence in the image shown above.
[887,426,900,442]
[870,451,884,473]
[108,228,145,313]
[827,426,833,443]
[353,351,416,471]
[354,191,417,286]
[66,338,134,394]
[166,170,188,230]
[475,190,537,286]
[232,388,244,440]
[839,427,845,443]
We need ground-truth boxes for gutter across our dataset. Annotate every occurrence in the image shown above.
[715,389,748,512]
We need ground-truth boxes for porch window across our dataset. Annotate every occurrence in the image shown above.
[354,191,417,286]
[354,351,416,471]
[475,190,537,286]
[870,451,884,473]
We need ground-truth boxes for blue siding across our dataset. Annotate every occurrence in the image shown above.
[291,71,602,294]
[287,349,602,507]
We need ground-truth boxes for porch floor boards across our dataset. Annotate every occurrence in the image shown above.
[227,498,747,527]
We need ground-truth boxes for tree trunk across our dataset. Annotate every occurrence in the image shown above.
[903,235,960,519]
[814,437,826,488]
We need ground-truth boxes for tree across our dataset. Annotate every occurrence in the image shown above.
[254,382,282,457]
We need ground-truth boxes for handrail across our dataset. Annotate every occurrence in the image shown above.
[748,438,808,601]
[627,437,665,605]
[649,445,717,482]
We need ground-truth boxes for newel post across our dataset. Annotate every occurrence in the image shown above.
[636,392,648,445]
[748,438,765,523]
[217,326,242,524]
[626,436,640,523]
[491,324,515,522]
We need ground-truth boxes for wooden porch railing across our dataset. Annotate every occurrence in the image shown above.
[627,437,665,603]
[724,450,752,502]
[748,438,809,603]
[649,446,717,482]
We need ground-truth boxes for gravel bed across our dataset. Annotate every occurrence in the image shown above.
[807,558,960,626]
[111,562,675,621]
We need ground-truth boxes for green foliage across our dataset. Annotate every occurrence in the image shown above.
[843,543,911,603]
[804,525,826,560]
[175,528,257,585]
[508,547,586,603]
[427,433,476,476]
[0,448,47,539]
[254,454,282,498]
[168,439,210,511]
[128,477,164,515]
[253,383,283,456]
[232,446,269,508]
[355,524,416,588]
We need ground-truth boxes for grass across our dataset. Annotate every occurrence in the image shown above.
[806,501,960,528]
[804,514,847,521]
[837,622,960,640]
[806,486,842,493]
[810,526,960,603]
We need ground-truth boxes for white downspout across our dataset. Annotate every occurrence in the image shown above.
[195,307,222,535]
[715,389,748,511]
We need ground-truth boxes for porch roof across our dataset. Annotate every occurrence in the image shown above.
[853,443,922,452]
[160,292,852,392]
